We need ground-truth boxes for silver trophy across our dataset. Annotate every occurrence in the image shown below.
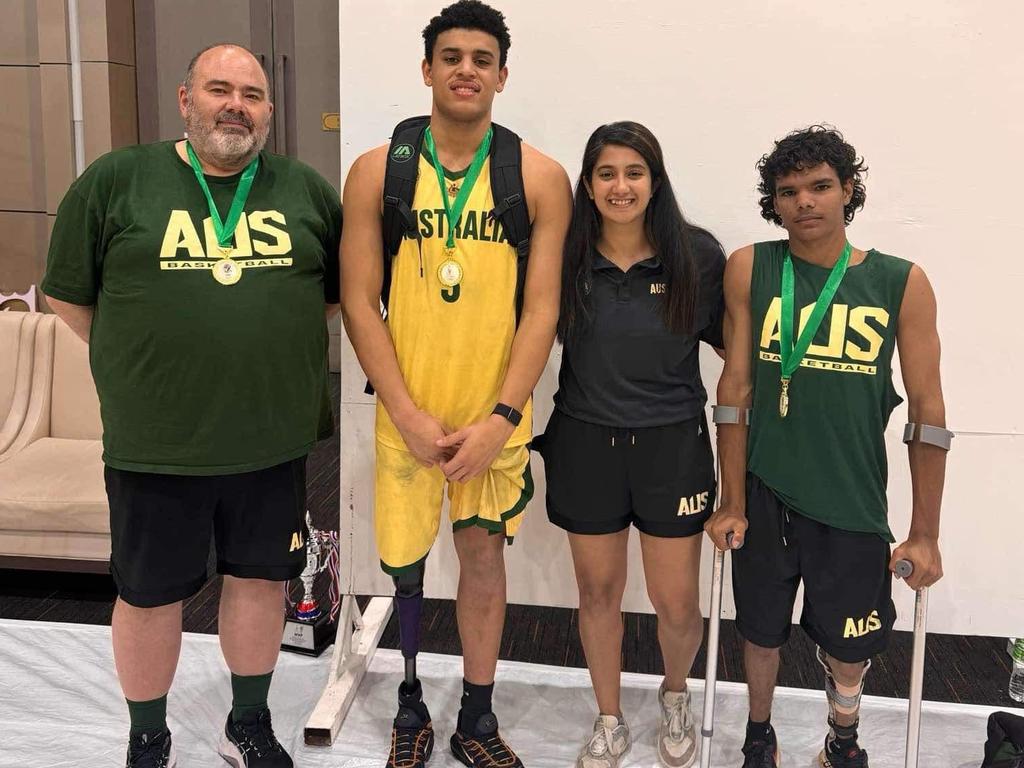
[281,512,338,656]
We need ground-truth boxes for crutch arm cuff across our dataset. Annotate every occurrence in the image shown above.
[902,423,954,450]
[712,405,750,425]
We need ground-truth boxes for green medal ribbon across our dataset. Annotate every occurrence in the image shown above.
[778,241,852,417]
[185,141,259,252]
[423,126,492,254]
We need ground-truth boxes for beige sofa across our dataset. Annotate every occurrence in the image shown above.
[0,312,108,572]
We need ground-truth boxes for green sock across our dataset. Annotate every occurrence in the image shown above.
[231,671,274,722]
[127,695,168,736]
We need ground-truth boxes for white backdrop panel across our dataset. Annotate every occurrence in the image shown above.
[339,0,1024,637]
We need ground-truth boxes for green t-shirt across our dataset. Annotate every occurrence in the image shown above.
[41,141,342,475]
[747,240,913,540]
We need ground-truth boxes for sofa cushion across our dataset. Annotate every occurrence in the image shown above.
[0,529,110,562]
[50,318,101,440]
[0,438,107,533]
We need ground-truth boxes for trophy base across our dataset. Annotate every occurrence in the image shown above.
[281,612,337,657]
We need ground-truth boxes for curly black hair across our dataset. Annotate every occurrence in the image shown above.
[756,125,867,226]
[423,0,511,68]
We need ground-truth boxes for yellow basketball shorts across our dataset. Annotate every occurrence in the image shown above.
[374,440,533,574]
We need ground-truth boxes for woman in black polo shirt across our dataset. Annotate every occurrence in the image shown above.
[537,122,725,768]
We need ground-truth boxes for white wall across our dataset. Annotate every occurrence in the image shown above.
[339,0,1024,637]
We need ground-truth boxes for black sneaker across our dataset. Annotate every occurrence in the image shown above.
[126,729,176,768]
[450,712,523,768]
[387,701,435,768]
[818,738,869,768]
[217,708,293,767]
[740,724,780,768]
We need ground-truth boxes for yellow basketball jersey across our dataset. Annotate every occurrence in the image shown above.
[375,153,532,449]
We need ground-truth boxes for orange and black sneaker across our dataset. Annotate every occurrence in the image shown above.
[450,712,523,768]
[387,683,434,768]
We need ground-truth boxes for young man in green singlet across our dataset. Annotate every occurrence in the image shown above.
[706,126,950,768]
[42,44,341,768]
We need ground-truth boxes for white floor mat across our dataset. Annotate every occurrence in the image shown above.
[0,618,999,767]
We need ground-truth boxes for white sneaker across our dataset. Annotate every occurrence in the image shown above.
[657,683,698,768]
[576,714,631,768]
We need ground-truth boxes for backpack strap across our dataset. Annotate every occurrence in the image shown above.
[382,116,430,306]
[488,123,532,323]
[368,116,429,395]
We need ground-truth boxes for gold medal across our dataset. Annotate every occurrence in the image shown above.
[437,258,463,288]
[212,258,242,286]
[447,181,460,198]
[779,377,790,418]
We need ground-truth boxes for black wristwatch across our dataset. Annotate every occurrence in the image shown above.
[491,402,523,427]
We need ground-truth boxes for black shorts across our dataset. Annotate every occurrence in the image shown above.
[536,409,715,538]
[732,473,896,662]
[106,458,309,608]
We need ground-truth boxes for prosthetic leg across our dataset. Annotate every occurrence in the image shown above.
[390,561,435,767]
[394,563,426,690]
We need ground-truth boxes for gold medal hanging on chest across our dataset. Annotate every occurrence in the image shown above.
[423,125,493,299]
[778,377,790,418]
[777,243,852,418]
[185,142,258,288]
[437,249,464,288]
[212,258,242,286]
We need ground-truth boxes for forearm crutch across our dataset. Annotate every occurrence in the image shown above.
[894,559,928,768]
[700,538,727,768]
[700,405,748,768]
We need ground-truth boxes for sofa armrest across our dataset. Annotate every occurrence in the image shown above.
[0,313,40,455]
[0,314,56,463]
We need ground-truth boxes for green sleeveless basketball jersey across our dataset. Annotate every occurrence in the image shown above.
[747,240,913,540]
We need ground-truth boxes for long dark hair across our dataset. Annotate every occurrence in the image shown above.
[558,121,700,342]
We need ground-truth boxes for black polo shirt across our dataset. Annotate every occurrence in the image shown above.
[554,229,725,428]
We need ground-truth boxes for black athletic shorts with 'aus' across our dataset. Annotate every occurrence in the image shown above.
[732,473,896,663]
[535,409,715,537]
[106,458,309,608]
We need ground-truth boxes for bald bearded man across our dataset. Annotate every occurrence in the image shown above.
[42,44,342,768]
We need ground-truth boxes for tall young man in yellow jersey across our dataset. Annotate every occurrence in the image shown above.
[341,3,571,767]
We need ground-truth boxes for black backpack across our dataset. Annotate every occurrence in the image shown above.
[983,712,1024,768]
[380,115,532,321]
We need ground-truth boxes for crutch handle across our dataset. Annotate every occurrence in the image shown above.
[894,559,913,580]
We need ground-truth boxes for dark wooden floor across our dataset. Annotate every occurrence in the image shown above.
[1,375,1019,710]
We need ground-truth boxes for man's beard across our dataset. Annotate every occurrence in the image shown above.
[184,100,270,169]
